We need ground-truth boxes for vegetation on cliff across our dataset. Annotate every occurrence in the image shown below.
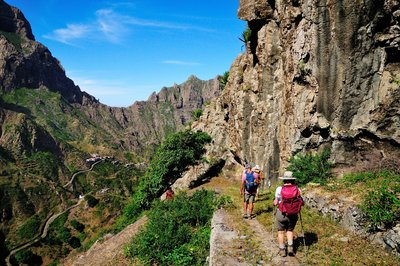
[125,190,216,265]
[116,130,212,229]
[287,148,333,185]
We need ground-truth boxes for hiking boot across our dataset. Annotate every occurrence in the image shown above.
[243,213,248,219]
[278,248,286,257]
[287,245,294,256]
[249,214,255,219]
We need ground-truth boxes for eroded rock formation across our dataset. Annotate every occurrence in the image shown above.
[194,0,400,177]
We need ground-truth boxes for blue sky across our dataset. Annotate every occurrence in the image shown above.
[6,0,245,107]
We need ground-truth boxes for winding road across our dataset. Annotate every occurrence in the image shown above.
[5,160,104,266]
[63,159,104,189]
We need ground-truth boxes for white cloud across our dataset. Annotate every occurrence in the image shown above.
[162,60,201,66]
[44,24,91,44]
[44,8,213,45]
[95,9,129,43]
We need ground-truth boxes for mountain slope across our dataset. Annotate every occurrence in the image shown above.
[0,0,223,264]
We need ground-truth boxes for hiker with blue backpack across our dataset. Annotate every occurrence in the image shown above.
[273,171,304,257]
[240,163,260,219]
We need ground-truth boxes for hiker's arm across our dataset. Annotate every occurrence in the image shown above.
[273,198,278,206]
[273,187,280,205]
[240,181,244,195]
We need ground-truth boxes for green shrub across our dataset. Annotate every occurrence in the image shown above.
[57,227,71,243]
[45,212,69,245]
[191,109,203,121]
[118,130,211,227]
[239,27,251,44]
[14,249,42,265]
[357,171,400,231]
[68,236,81,249]
[17,214,41,240]
[125,190,215,265]
[287,148,333,185]
[215,195,234,209]
[361,184,400,230]
[70,220,85,232]
[85,195,99,208]
[219,71,229,87]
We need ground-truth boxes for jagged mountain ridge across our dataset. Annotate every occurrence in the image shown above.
[0,0,222,156]
[194,0,400,177]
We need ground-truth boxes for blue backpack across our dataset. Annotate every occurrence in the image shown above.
[245,171,258,193]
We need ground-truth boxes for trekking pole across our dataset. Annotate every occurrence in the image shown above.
[271,206,277,246]
[299,211,308,256]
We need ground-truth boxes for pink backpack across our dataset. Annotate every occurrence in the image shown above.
[278,185,303,216]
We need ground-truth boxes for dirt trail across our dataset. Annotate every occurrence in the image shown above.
[245,217,300,265]
[63,216,148,266]
[210,208,300,266]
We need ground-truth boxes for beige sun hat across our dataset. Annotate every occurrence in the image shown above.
[279,171,296,180]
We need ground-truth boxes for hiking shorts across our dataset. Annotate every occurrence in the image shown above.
[244,193,256,203]
[276,209,298,231]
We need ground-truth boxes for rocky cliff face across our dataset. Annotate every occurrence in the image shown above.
[79,75,222,154]
[0,0,96,104]
[194,0,400,177]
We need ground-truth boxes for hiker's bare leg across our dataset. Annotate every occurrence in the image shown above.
[249,202,254,216]
[243,202,248,215]
[278,231,285,248]
[287,231,294,246]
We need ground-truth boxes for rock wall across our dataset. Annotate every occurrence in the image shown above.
[304,187,400,256]
[194,0,400,178]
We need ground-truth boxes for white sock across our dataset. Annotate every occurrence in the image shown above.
[288,240,293,246]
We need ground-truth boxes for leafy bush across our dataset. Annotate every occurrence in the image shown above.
[287,148,333,185]
[119,130,211,226]
[45,212,69,245]
[68,236,81,249]
[125,190,215,265]
[361,185,400,230]
[17,214,41,240]
[85,195,99,208]
[215,195,234,209]
[70,220,85,232]
[191,109,203,121]
[14,250,42,265]
[57,227,71,243]
[353,171,400,231]
[219,71,229,87]
[239,27,251,44]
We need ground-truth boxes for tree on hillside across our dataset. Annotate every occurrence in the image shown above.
[121,130,212,223]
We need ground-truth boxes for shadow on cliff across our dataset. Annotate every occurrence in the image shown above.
[189,159,226,189]
[0,230,8,266]
[0,97,32,117]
